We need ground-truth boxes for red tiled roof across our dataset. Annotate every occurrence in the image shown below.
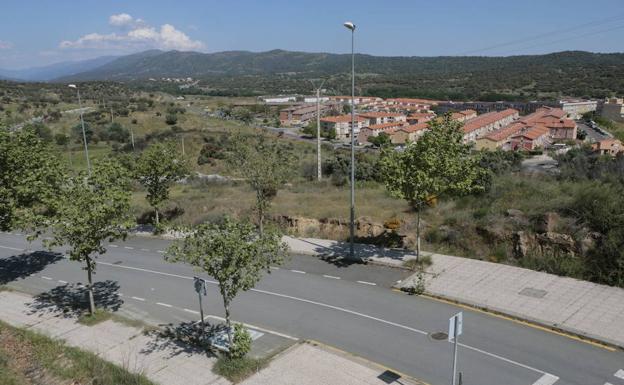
[483,122,525,142]
[367,122,407,130]
[321,115,366,123]
[398,123,429,133]
[511,125,550,140]
[358,112,405,118]
[386,98,440,105]
[462,108,518,134]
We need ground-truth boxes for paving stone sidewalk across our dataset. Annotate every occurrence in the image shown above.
[0,290,230,385]
[284,236,624,348]
[0,290,425,385]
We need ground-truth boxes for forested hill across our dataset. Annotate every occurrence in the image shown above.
[56,49,624,100]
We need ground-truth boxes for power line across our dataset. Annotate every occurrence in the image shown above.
[459,13,624,55]
[498,23,624,55]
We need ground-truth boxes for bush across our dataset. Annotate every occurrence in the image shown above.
[165,113,178,125]
[229,323,252,359]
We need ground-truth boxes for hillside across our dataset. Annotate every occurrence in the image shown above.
[0,55,118,82]
[57,49,624,100]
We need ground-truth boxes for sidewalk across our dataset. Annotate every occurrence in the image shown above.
[0,290,424,385]
[284,236,624,348]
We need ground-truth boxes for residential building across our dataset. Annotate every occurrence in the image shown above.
[260,95,297,104]
[475,122,526,151]
[328,96,382,107]
[406,112,436,124]
[279,103,335,126]
[520,107,576,140]
[601,98,624,122]
[357,121,407,144]
[358,112,407,126]
[303,96,330,103]
[385,98,439,108]
[592,139,624,156]
[390,123,429,144]
[451,109,477,122]
[510,125,551,151]
[462,108,519,142]
[558,99,597,119]
[320,115,367,140]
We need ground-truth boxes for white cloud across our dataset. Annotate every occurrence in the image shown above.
[0,40,13,49]
[60,14,204,51]
[109,13,134,27]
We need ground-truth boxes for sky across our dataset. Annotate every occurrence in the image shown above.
[0,0,623,69]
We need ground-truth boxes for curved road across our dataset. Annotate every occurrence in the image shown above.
[1,233,622,385]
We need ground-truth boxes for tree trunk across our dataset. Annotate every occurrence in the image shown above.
[154,208,160,226]
[223,295,233,348]
[258,207,264,237]
[416,208,421,262]
[85,256,96,315]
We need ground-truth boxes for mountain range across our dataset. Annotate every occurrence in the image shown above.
[2,49,623,100]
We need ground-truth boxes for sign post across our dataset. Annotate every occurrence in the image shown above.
[194,277,208,334]
[448,312,463,385]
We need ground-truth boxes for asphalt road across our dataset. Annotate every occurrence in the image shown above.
[1,232,623,385]
[578,121,610,142]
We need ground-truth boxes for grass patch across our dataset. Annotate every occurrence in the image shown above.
[213,356,269,383]
[0,320,155,385]
[404,255,433,271]
[77,309,112,326]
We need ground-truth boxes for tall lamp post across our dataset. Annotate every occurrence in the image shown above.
[343,21,356,259]
[310,79,326,181]
[68,84,91,175]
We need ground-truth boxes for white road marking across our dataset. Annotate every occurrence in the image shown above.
[124,246,134,250]
[41,276,52,280]
[58,280,68,284]
[323,275,341,280]
[204,315,298,341]
[109,244,118,247]
[604,382,613,385]
[183,308,199,315]
[157,250,165,254]
[118,293,124,297]
[131,296,145,302]
[86,255,557,379]
[532,373,559,385]
[0,245,24,251]
[615,369,624,379]
[270,266,280,270]
[291,270,306,274]
[357,280,377,286]
[140,248,150,252]
[156,302,172,308]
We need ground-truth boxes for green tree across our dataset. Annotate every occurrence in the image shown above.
[380,115,486,259]
[46,159,132,314]
[228,134,296,235]
[165,218,288,348]
[54,133,70,146]
[72,122,94,144]
[165,113,178,125]
[135,142,189,226]
[368,132,392,148]
[0,128,65,232]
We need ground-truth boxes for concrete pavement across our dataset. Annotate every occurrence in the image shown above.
[283,236,624,349]
[2,232,624,385]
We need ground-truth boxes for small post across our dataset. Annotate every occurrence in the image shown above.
[181,135,185,156]
[194,277,207,337]
[130,128,135,151]
[451,315,459,385]
[449,312,463,385]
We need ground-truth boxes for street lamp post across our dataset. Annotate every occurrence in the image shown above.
[344,21,356,259]
[310,79,326,181]
[68,84,91,175]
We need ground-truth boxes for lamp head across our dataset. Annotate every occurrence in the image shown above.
[343,21,356,31]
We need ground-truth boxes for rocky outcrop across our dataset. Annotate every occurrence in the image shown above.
[512,230,578,259]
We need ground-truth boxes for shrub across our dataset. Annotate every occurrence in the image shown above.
[165,113,178,125]
[229,323,252,359]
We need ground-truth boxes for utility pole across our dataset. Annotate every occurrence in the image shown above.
[69,84,91,176]
[344,21,357,260]
[181,135,185,156]
[310,79,326,181]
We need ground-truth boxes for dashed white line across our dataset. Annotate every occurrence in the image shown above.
[109,244,118,248]
[323,275,341,280]
[532,373,559,385]
[0,245,24,251]
[58,280,68,284]
[270,266,280,270]
[615,369,624,379]
[156,302,173,308]
[41,276,52,280]
[131,296,145,302]
[290,270,306,274]
[124,246,134,250]
[604,383,614,385]
[357,280,377,286]
[140,248,150,252]
[157,250,165,254]
[183,308,199,315]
